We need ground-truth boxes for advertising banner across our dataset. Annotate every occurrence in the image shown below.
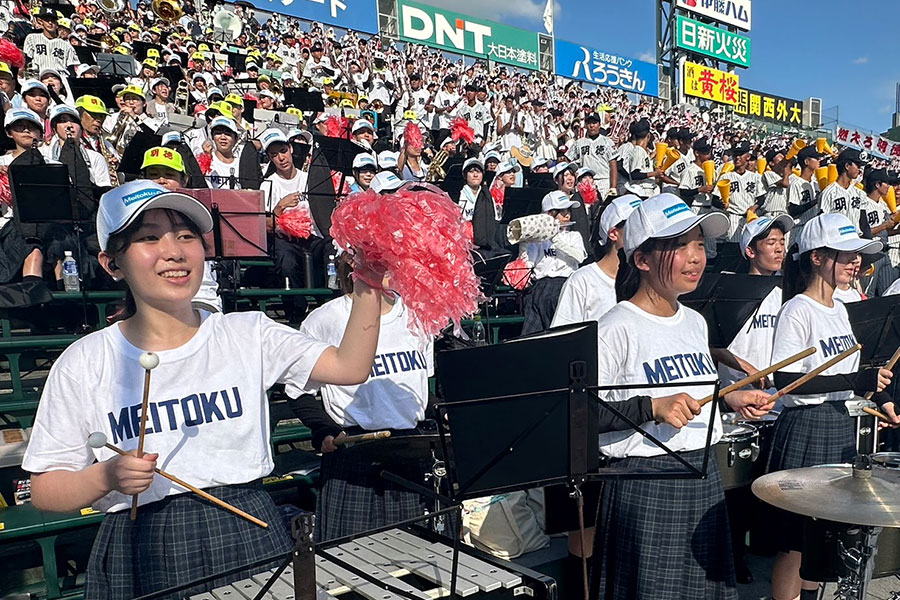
[398,0,540,71]
[683,61,739,105]
[734,87,803,126]
[676,0,751,31]
[554,39,659,97]
[676,15,750,68]
[242,0,378,33]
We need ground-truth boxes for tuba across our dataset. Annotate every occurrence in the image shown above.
[152,0,183,22]
[95,0,125,13]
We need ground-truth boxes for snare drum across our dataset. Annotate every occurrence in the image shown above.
[740,410,780,479]
[715,423,758,490]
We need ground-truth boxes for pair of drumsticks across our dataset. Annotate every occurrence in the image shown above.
[89,353,392,529]
[700,344,898,425]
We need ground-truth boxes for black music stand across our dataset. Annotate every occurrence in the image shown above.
[132,41,163,62]
[284,88,325,114]
[97,53,136,78]
[9,164,94,330]
[707,241,743,274]
[68,76,125,111]
[681,273,782,348]
[845,295,900,367]
[117,131,163,179]
[500,186,544,225]
[525,171,555,191]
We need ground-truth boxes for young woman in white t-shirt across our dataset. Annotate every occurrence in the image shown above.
[766,213,898,600]
[591,193,773,600]
[21,180,385,600]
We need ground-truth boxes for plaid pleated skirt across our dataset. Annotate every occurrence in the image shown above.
[86,482,292,600]
[316,441,430,543]
[591,450,738,600]
[762,401,857,553]
[521,276,567,336]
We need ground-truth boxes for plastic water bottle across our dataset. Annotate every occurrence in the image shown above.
[472,315,486,346]
[326,253,338,290]
[62,251,80,292]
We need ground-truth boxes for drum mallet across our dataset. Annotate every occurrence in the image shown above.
[698,347,817,407]
[88,432,269,528]
[131,351,159,520]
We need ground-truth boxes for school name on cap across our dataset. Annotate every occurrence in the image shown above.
[663,203,690,219]
[122,188,163,206]
[838,225,856,236]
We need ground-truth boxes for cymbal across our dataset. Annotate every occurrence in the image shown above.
[752,465,900,528]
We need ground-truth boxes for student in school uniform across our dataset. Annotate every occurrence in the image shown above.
[590,193,774,600]
[520,190,587,335]
[767,212,900,600]
[714,141,764,242]
[288,256,435,541]
[21,180,385,600]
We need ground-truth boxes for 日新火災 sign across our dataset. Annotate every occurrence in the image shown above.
[676,15,750,68]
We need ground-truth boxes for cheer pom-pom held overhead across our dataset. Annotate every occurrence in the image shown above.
[330,186,483,337]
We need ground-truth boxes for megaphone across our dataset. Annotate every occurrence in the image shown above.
[785,139,807,162]
[507,213,560,245]
[815,166,829,190]
[884,186,897,213]
[702,160,716,186]
[655,143,669,169]
[720,162,735,176]
[717,180,731,209]
[827,164,839,185]
[757,158,767,174]
[816,137,836,157]
[660,148,681,171]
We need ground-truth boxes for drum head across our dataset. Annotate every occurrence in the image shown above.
[872,452,900,470]
[722,423,756,441]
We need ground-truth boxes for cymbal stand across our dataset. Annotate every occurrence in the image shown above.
[834,524,880,599]
[424,447,448,535]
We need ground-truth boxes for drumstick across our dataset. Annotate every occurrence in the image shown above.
[88,433,269,529]
[131,352,159,521]
[698,347,816,407]
[863,345,900,401]
[335,430,391,445]
[769,344,862,402]
[863,406,892,422]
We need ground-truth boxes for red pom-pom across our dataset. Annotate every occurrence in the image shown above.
[502,257,532,290]
[325,116,350,139]
[577,179,598,205]
[196,152,212,175]
[0,40,25,70]
[0,171,11,207]
[450,117,475,144]
[330,187,484,337]
[404,121,423,150]
[462,220,473,241]
[490,183,505,208]
[277,207,314,239]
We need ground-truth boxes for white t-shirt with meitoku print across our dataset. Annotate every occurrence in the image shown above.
[22,311,329,513]
[596,301,723,458]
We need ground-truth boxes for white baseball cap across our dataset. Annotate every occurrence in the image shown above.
[351,119,374,134]
[575,166,595,179]
[258,89,276,100]
[599,194,642,244]
[259,127,289,151]
[49,104,79,123]
[208,116,238,134]
[624,193,729,259]
[97,180,213,251]
[4,107,42,129]
[531,156,550,168]
[377,150,398,169]
[495,161,520,176]
[150,77,170,90]
[352,153,377,170]
[542,190,580,213]
[797,213,882,256]
[552,161,575,178]
[75,63,100,77]
[483,150,502,164]
[740,214,794,259]
[20,80,49,95]
[161,131,182,146]
[462,157,484,172]
[371,171,404,193]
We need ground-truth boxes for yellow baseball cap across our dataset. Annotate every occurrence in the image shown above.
[118,85,146,99]
[322,77,334,86]
[83,18,94,26]
[146,48,160,59]
[402,110,417,120]
[75,95,108,114]
[339,98,354,108]
[207,100,234,120]
[142,58,158,69]
[114,46,129,55]
[141,146,185,173]
[191,51,205,61]
[198,43,210,52]
[224,93,244,107]
[0,62,12,79]
[58,18,71,29]
[285,107,303,117]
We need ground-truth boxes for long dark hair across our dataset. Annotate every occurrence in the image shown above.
[106,208,209,321]
[782,245,838,303]
[614,236,681,302]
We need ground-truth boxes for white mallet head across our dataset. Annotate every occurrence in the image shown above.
[87,432,108,449]
[139,352,160,371]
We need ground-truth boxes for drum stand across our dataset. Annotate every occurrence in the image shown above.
[833,525,880,600]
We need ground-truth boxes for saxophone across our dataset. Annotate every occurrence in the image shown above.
[94,135,120,186]
[425,150,448,182]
